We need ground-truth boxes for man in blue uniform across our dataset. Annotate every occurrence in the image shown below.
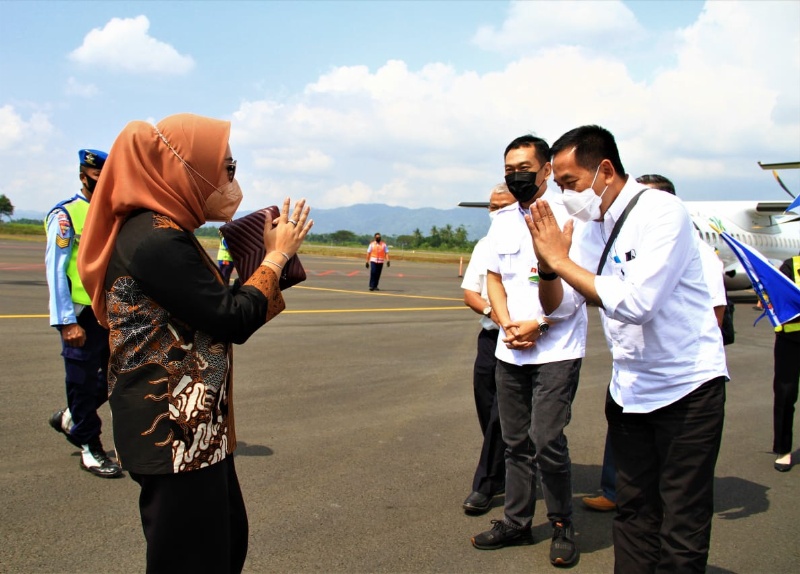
[45,149,123,478]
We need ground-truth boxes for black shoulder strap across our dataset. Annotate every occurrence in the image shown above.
[596,190,647,275]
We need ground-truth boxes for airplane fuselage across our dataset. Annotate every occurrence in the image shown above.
[686,201,800,290]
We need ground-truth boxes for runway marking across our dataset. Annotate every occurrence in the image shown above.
[283,306,467,314]
[0,306,469,319]
[0,286,464,319]
[294,285,461,302]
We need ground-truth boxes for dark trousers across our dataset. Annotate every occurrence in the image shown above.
[599,429,616,502]
[773,335,800,454]
[61,306,109,445]
[130,457,248,574]
[471,329,506,495]
[606,377,726,574]
[495,358,581,528]
[369,261,384,289]
[218,261,234,284]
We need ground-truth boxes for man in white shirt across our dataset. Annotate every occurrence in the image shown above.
[582,173,729,513]
[529,125,728,573]
[471,136,587,569]
[460,183,515,515]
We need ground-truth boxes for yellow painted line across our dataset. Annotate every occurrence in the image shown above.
[1,287,464,319]
[1,307,469,319]
[283,306,467,314]
[294,285,462,302]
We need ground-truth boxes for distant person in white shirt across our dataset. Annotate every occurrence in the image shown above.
[460,183,515,515]
[471,135,587,569]
[636,173,728,325]
[529,125,728,574]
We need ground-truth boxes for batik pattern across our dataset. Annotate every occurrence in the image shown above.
[107,276,231,473]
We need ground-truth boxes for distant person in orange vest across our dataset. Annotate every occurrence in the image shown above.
[366,232,390,291]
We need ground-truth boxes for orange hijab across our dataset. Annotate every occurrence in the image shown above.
[78,113,231,327]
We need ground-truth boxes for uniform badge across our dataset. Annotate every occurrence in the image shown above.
[529,266,540,283]
[55,211,71,248]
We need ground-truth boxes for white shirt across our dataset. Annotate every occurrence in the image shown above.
[697,239,727,308]
[576,179,728,413]
[487,189,587,366]
[461,237,498,331]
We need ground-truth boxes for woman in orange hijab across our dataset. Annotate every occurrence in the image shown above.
[78,113,312,574]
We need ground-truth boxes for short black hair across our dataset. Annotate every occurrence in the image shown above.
[551,125,625,175]
[504,135,550,166]
[636,174,675,195]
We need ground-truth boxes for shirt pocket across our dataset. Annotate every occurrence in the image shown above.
[495,236,522,279]
[607,256,627,281]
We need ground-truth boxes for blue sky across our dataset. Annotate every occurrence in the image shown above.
[2,0,799,216]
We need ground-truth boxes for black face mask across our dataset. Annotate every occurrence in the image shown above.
[505,171,540,204]
[375,237,382,242]
[84,174,99,194]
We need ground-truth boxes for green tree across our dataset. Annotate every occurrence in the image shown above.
[331,230,358,244]
[0,194,14,221]
[440,224,454,246]
[454,225,469,247]
[428,225,441,247]
[395,234,414,249]
[412,228,423,248]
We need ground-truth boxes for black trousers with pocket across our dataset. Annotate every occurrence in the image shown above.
[130,456,248,574]
[606,377,726,574]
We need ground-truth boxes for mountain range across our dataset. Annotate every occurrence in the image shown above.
[16,203,493,241]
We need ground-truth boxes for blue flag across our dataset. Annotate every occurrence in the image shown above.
[718,232,800,327]
[786,194,800,215]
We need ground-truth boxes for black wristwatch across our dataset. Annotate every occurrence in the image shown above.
[539,270,559,281]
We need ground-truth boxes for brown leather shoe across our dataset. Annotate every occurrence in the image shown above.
[582,495,616,511]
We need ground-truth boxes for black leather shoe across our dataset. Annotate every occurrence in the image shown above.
[774,461,792,472]
[472,519,534,549]
[49,408,82,449]
[80,439,124,478]
[463,491,492,514]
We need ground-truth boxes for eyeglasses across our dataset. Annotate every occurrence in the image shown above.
[227,160,237,182]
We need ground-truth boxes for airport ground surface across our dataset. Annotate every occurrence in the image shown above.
[0,239,797,573]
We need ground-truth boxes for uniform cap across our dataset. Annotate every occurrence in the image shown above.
[79,149,108,169]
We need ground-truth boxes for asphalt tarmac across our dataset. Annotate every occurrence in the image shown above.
[0,238,796,573]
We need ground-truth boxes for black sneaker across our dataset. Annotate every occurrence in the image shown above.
[80,439,124,478]
[550,521,578,567]
[471,519,533,550]
[49,408,82,449]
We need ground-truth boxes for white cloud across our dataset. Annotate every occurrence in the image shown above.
[0,105,55,153]
[472,0,644,54]
[252,147,334,172]
[68,16,195,75]
[321,181,375,206]
[64,77,98,98]
[11,1,796,214]
[226,0,799,209]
